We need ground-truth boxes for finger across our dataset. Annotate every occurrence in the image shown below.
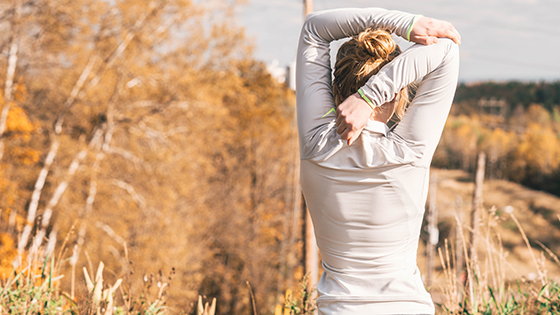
[336,108,342,123]
[411,35,426,45]
[347,131,360,146]
[340,129,352,141]
[337,122,347,135]
[426,36,438,45]
[449,27,461,45]
[441,25,460,44]
[441,23,461,45]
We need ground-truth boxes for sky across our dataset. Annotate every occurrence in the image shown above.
[237,0,560,82]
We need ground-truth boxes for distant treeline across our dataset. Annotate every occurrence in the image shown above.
[432,80,560,197]
[454,81,560,113]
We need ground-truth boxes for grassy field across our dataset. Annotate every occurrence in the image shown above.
[421,168,560,314]
[2,168,560,314]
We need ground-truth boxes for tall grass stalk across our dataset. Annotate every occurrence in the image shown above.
[439,205,560,314]
[0,231,181,314]
[4,202,560,314]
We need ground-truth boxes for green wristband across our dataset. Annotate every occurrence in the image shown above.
[358,88,376,110]
[322,107,335,118]
[407,15,422,42]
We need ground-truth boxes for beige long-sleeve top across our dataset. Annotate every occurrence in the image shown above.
[296,8,459,315]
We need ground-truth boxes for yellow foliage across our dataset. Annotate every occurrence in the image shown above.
[9,146,41,165]
[0,1,297,313]
[13,83,27,103]
[481,127,516,161]
[525,103,552,127]
[6,104,36,138]
[0,233,18,280]
[516,123,560,174]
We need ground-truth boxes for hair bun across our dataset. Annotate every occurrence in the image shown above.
[356,29,396,60]
[332,27,401,106]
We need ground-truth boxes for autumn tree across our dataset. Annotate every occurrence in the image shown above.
[0,0,300,313]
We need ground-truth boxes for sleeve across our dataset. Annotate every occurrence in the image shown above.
[296,8,417,159]
[359,38,460,166]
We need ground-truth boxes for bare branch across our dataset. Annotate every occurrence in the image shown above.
[20,129,103,255]
[107,146,146,167]
[0,0,21,161]
[73,80,121,268]
[53,2,160,135]
[89,1,159,88]
[109,179,147,209]
[53,56,97,134]
[18,139,60,251]
[95,221,126,246]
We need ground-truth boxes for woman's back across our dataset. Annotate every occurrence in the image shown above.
[296,8,459,315]
[301,129,433,313]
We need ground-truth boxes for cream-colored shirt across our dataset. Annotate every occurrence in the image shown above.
[296,8,459,315]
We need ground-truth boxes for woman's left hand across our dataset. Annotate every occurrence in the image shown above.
[409,17,461,45]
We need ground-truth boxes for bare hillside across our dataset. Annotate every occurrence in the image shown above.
[418,168,560,305]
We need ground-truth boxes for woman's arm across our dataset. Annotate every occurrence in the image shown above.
[392,39,459,166]
[336,17,460,145]
[343,38,460,166]
[296,8,418,159]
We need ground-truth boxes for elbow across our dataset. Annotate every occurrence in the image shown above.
[302,12,321,39]
[449,40,460,61]
[438,38,460,68]
[300,12,325,46]
[442,38,460,61]
[302,12,316,34]
[449,41,460,71]
[303,11,321,25]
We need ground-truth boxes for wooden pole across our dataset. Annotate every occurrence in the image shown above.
[305,210,318,284]
[470,152,486,265]
[455,195,464,299]
[426,172,438,289]
[304,0,313,17]
[301,0,318,299]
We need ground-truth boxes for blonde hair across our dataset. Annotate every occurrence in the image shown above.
[332,28,410,121]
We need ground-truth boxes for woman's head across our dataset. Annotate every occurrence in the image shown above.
[332,28,410,121]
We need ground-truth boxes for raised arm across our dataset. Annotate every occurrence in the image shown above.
[360,39,460,166]
[296,8,418,158]
[335,17,460,145]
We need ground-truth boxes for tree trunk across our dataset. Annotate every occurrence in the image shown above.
[470,152,485,264]
[0,2,21,161]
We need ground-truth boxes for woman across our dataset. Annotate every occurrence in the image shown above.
[296,8,460,315]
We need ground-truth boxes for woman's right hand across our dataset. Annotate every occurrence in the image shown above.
[409,17,461,45]
[336,92,374,145]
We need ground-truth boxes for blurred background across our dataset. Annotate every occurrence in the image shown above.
[241,0,560,82]
[0,0,559,314]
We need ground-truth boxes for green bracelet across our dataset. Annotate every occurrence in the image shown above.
[358,88,376,110]
[407,15,422,42]
[322,107,335,118]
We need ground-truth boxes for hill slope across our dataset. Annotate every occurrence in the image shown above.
[419,168,560,306]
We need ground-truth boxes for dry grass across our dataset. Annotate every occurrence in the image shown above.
[436,206,560,314]
[0,232,176,314]
[426,168,560,314]
[3,167,560,314]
